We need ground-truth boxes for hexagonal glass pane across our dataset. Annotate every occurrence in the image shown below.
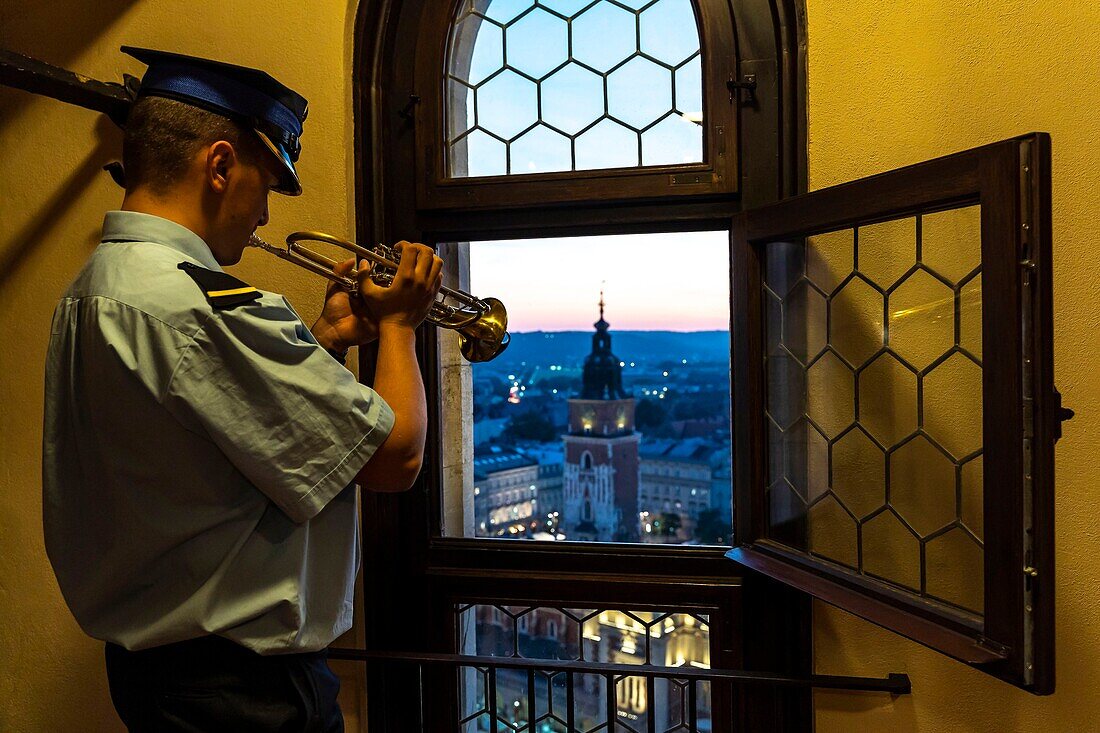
[767,416,784,484]
[888,269,955,371]
[447,79,475,143]
[577,675,609,731]
[451,14,505,86]
[768,479,806,545]
[574,118,639,169]
[572,2,637,73]
[674,54,702,119]
[615,676,650,730]
[483,0,535,24]
[506,8,568,79]
[477,70,539,140]
[806,351,855,439]
[806,228,853,295]
[926,528,984,614]
[959,273,982,361]
[766,351,805,430]
[639,0,700,66]
[765,287,782,355]
[763,240,804,298]
[961,455,983,542]
[541,63,604,135]
[861,510,920,591]
[830,276,883,368]
[781,281,828,365]
[858,217,916,289]
[451,129,507,177]
[923,352,983,460]
[780,419,829,503]
[921,205,981,285]
[808,494,858,569]
[889,436,955,538]
[510,124,572,174]
[608,57,673,129]
[858,353,918,448]
[832,427,886,519]
[641,113,702,166]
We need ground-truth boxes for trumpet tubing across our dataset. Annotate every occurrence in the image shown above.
[248,231,510,362]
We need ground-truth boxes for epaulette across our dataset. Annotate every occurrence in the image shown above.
[177,262,262,310]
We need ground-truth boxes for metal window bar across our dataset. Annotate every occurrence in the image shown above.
[333,648,910,732]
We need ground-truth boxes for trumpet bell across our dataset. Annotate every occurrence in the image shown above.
[458,297,510,363]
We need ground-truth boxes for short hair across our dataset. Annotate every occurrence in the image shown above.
[121,96,262,194]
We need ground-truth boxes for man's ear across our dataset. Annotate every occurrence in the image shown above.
[206,140,236,194]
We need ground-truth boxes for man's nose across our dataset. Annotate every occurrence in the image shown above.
[257,199,270,227]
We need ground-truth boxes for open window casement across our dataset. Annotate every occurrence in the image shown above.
[727,134,1057,693]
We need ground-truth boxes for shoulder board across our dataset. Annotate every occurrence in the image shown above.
[177,262,262,310]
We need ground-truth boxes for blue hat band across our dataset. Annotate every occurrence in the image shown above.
[140,62,303,140]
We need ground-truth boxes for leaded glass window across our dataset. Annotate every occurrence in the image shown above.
[730,135,1057,693]
[446,0,704,178]
[457,603,712,731]
[763,207,985,615]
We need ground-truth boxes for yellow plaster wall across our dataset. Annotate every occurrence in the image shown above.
[807,2,1100,731]
[0,1,364,729]
[4,0,1100,731]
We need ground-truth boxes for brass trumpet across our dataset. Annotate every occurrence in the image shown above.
[249,231,510,362]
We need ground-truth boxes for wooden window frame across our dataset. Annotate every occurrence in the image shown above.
[727,134,1056,694]
[354,0,816,729]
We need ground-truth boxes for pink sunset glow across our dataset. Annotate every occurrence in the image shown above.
[469,231,730,332]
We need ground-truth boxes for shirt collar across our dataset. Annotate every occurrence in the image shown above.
[100,211,223,271]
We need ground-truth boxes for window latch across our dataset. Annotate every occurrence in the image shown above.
[1054,389,1074,442]
[728,75,757,104]
[398,94,421,121]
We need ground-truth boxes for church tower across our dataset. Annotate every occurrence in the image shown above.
[562,293,641,542]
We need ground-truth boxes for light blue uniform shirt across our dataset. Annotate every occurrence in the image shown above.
[43,211,394,654]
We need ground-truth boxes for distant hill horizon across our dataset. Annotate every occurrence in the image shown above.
[482,330,732,369]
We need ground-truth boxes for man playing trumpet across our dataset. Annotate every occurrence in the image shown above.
[42,47,437,731]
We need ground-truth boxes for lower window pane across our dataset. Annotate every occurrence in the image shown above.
[457,604,712,731]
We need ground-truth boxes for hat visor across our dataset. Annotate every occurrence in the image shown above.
[254,129,302,196]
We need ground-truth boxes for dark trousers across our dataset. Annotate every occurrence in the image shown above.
[105,636,343,733]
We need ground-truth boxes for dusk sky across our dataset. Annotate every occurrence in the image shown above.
[469,231,730,332]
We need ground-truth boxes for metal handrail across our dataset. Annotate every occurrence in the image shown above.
[328,647,911,694]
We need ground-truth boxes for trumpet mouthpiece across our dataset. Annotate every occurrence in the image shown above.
[248,234,275,251]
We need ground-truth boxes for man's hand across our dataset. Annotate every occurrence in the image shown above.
[310,257,380,353]
[357,242,443,330]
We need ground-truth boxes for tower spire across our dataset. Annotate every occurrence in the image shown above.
[581,285,627,399]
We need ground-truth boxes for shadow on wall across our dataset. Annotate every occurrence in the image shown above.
[0,112,122,290]
[0,0,138,130]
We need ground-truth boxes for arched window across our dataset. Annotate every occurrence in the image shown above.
[581,452,593,469]
[408,0,752,215]
[445,0,704,178]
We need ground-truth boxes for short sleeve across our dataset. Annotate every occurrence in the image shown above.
[165,294,394,523]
